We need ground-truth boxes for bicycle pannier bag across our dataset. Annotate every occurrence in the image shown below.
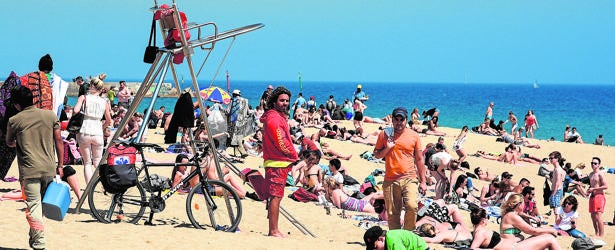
[104,144,138,192]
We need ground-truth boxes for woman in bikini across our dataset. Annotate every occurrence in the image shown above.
[426,116,447,136]
[171,154,192,193]
[499,194,558,241]
[352,97,367,137]
[416,222,472,245]
[471,207,562,250]
[324,178,384,216]
[290,150,322,188]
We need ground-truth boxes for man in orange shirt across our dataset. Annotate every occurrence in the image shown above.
[373,107,427,230]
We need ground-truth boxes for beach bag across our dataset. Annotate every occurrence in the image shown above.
[571,238,595,250]
[104,144,138,193]
[62,139,82,165]
[140,174,171,192]
[343,174,360,185]
[67,97,86,134]
[20,71,53,110]
[288,187,318,202]
[207,108,226,133]
[143,15,159,64]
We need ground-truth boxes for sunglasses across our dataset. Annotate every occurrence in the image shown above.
[393,117,406,122]
[564,202,573,206]
[549,157,557,160]
[591,162,599,165]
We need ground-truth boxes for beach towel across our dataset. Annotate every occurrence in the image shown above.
[288,187,318,202]
[62,138,82,165]
[50,73,68,117]
[20,71,53,110]
[0,72,19,179]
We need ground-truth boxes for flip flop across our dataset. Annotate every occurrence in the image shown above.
[3,176,18,182]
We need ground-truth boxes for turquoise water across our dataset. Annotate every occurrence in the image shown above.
[68,81,615,146]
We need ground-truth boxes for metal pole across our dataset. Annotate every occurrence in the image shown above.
[136,58,171,142]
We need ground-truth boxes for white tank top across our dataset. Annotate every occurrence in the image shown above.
[79,94,107,136]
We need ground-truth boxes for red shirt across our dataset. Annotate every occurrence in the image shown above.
[260,109,298,166]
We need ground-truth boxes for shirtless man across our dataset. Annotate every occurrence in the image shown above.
[587,157,608,245]
[485,102,494,120]
[473,167,496,182]
[548,151,566,222]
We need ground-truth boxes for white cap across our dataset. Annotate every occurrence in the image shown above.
[232,89,241,95]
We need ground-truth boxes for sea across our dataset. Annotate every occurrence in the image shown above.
[68,80,615,146]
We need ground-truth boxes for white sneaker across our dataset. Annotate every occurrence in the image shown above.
[592,239,606,247]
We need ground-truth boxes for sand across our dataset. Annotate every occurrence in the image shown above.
[1,121,614,249]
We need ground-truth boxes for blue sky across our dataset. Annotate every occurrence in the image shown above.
[3,1,614,84]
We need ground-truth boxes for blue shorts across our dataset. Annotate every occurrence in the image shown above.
[549,189,563,208]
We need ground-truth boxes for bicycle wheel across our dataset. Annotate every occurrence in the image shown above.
[186,180,242,232]
[88,177,147,224]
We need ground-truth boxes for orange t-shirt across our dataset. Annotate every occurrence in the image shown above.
[374,128,422,181]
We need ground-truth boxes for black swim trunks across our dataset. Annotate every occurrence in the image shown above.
[354,111,363,121]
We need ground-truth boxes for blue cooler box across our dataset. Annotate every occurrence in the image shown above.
[42,179,71,221]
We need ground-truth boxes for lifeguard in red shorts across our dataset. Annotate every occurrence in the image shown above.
[260,86,298,237]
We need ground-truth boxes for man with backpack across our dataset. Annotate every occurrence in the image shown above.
[325,95,337,114]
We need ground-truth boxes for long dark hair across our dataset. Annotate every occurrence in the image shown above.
[171,154,190,182]
[453,174,467,191]
[470,207,487,226]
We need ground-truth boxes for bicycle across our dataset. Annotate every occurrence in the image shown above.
[87,142,242,232]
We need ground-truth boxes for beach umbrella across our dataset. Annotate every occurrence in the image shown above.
[199,86,231,104]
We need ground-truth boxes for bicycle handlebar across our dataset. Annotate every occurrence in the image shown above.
[129,142,166,152]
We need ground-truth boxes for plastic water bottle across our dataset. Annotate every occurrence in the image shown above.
[418,198,432,216]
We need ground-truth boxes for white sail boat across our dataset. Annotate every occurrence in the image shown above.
[533,80,539,89]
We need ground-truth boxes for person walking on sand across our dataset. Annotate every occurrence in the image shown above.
[373,107,427,230]
[524,110,539,138]
[260,86,298,237]
[73,77,112,185]
[5,86,64,250]
[587,157,608,246]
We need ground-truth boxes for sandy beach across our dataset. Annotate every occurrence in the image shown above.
[1,121,614,249]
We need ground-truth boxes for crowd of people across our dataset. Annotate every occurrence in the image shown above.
[1,55,613,249]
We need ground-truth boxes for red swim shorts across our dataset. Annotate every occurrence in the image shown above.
[265,166,292,198]
[589,193,606,213]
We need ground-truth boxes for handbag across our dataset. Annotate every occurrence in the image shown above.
[67,96,86,134]
[143,15,158,64]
